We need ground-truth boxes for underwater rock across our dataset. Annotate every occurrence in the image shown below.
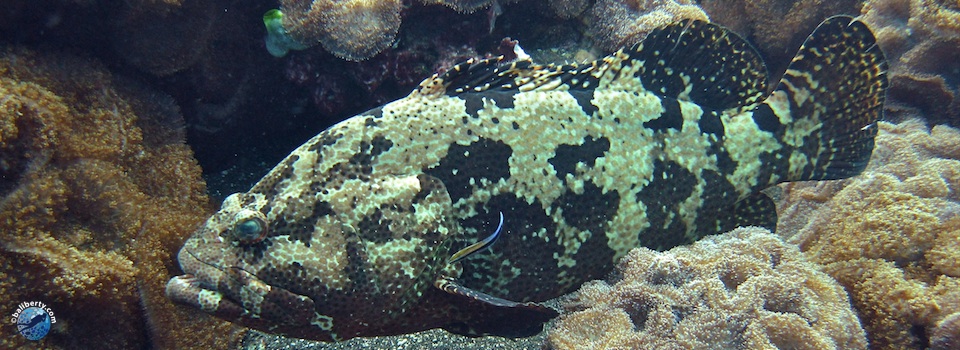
[780,120,960,349]
[111,0,219,76]
[589,0,709,52]
[547,227,867,350]
[0,47,244,349]
[931,312,960,350]
[859,0,960,126]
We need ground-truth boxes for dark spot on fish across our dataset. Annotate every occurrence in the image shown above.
[699,110,725,136]
[349,135,394,166]
[357,211,393,244]
[342,232,370,287]
[308,131,342,152]
[549,136,610,180]
[694,170,742,237]
[751,103,782,134]
[240,237,273,263]
[311,200,334,221]
[635,159,697,251]
[644,99,684,132]
[554,182,619,234]
[425,137,512,203]
[569,90,598,117]
[558,183,619,287]
[273,216,315,247]
[709,143,737,175]
[462,91,515,117]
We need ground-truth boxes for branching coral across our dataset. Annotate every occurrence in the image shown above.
[588,0,709,52]
[780,120,960,349]
[547,227,867,350]
[0,47,244,349]
[859,0,960,124]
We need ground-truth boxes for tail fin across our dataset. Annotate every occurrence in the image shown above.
[755,16,888,182]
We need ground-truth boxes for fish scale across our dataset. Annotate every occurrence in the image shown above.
[166,16,887,341]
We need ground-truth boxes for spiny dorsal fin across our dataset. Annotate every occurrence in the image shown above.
[414,57,549,97]
[615,19,768,111]
[416,19,767,110]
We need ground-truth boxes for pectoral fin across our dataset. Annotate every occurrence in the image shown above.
[434,276,558,338]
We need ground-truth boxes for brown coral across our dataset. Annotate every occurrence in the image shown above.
[859,0,960,124]
[780,120,960,349]
[280,0,402,61]
[0,47,244,349]
[589,0,709,52]
[547,227,867,350]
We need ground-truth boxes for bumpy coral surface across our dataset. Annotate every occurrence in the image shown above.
[859,0,960,125]
[274,0,592,61]
[547,227,867,350]
[589,0,709,51]
[0,47,243,349]
[781,120,960,349]
[278,0,402,61]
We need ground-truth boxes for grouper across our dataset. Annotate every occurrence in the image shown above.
[166,16,887,341]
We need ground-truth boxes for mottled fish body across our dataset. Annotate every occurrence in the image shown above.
[167,16,887,341]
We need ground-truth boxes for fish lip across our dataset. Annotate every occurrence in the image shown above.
[169,243,317,327]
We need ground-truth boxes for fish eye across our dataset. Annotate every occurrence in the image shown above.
[231,210,268,244]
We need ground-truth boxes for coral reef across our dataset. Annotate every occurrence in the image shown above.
[547,227,867,350]
[273,0,403,61]
[268,0,596,61]
[588,0,709,52]
[420,0,508,14]
[700,0,863,85]
[780,120,960,349]
[0,47,244,349]
[859,0,960,125]
[279,4,490,117]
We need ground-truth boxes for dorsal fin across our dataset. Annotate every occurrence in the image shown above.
[414,19,767,111]
[414,57,539,97]
[618,19,768,111]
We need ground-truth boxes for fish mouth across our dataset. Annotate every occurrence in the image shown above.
[166,245,317,328]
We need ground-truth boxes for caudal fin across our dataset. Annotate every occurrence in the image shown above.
[754,16,888,182]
